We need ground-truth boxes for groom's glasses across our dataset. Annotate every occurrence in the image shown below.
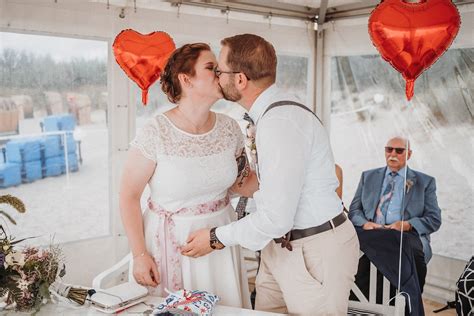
[385,147,406,154]
[214,67,250,80]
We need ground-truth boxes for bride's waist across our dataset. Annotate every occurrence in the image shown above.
[147,194,231,218]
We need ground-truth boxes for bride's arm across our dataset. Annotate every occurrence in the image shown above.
[119,148,159,287]
[230,148,259,198]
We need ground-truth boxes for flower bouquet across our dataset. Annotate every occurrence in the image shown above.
[0,194,64,312]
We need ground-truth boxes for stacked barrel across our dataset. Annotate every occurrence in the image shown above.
[0,114,79,188]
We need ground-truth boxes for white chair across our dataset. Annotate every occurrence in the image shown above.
[242,248,259,280]
[92,253,133,290]
[92,250,259,290]
[348,253,406,315]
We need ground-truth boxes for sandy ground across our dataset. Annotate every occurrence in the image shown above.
[1,112,109,246]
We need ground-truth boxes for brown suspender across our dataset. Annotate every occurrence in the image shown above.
[236,100,321,219]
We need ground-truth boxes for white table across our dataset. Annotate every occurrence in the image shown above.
[1,296,285,315]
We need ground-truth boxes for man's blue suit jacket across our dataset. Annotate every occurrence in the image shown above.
[349,167,442,263]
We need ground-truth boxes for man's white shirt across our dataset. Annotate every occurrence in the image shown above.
[216,85,343,251]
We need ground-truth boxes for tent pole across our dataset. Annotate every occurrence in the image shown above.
[314,0,328,123]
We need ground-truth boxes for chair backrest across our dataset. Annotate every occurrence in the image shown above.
[348,253,406,315]
[92,253,133,289]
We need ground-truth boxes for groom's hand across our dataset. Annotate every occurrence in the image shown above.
[181,228,213,258]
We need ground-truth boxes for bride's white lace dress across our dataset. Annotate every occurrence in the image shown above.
[130,112,250,308]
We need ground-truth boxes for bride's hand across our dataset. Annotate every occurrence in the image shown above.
[133,253,160,287]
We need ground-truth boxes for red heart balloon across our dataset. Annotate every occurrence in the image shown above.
[113,29,176,105]
[369,0,460,100]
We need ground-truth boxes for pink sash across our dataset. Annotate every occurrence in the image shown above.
[147,195,230,292]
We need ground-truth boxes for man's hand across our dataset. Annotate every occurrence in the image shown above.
[181,228,214,258]
[362,222,384,230]
[385,220,412,232]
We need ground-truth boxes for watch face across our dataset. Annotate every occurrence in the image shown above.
[210,240,223,250]
[213,241,224,250]
[209,228,224,250]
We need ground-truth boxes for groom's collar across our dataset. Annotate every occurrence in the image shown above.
[248,84,278,125]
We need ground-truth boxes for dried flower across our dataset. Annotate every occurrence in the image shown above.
[406,179,414,193]
[0,194,26,213]
[246,125,256,138]
[5,251,26,268]
[0,194,26,226]
[244,123,258,168]
[17,278,31,291]
[0,195,63,312]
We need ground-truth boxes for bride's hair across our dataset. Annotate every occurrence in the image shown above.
[160,43,211,104]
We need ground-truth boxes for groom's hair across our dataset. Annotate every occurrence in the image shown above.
[161,43,211,103]
[221,34,276,84]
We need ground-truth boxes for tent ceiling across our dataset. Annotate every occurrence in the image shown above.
[89,0,473,22]
[88,0,375,21]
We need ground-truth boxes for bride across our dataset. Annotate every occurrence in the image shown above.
[119,43,256,308]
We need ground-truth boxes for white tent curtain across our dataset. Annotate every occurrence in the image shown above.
[322,4,474,301]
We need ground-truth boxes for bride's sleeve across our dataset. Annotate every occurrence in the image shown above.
[231,119,245,158]
[129,118,159,162]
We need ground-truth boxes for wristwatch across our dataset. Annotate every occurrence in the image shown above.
[210,227,225,250]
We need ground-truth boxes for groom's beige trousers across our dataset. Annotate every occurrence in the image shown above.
[255,219,360,316]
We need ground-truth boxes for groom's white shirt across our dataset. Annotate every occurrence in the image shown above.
[216,84,342,251]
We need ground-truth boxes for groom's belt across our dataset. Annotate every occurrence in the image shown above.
[274,212,347,251]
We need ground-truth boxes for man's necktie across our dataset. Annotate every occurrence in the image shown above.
[235,113,255,220]
[243,112,254,125]
[374,172,397,225]
[235,197,248,220]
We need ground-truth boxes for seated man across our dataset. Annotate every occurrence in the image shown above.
[349,136,441,294]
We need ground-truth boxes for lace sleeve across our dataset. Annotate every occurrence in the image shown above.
[130,117,159,162]
[231,119,245,157]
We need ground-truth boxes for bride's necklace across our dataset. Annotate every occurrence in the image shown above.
[176,107,212,133]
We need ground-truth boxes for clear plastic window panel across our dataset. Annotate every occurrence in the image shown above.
[134,53,309,125]
[329,48,474,260]
[0,32,109,246]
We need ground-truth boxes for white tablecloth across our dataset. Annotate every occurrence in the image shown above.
[1,296,285,315]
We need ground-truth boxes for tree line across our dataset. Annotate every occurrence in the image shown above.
[0,48,107,111]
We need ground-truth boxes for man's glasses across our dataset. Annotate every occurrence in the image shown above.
[214,67,250,80]
[385,147,406,154]
[214,67,240,77]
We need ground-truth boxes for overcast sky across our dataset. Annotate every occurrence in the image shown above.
[0,32,108,62]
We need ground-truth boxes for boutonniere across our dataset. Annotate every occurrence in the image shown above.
[406,179,414,193]
[246,124,256,139]
[245,125,257,162]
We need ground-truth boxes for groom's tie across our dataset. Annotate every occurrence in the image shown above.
[243,112,254,125]
[235,112,255,220]
[235,197,248,220]
[374,171,397,225]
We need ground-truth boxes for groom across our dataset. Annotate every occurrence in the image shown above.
[182,33,359,315]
